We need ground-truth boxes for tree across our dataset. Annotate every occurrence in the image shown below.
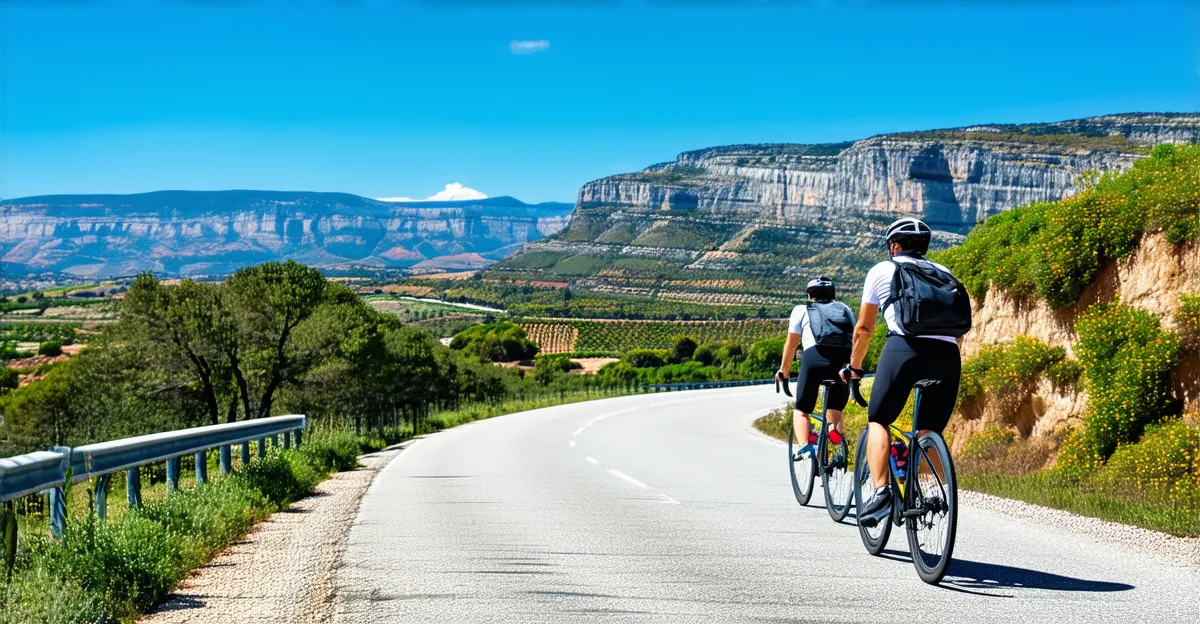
[671,335,698,362]
[693,344,715,366]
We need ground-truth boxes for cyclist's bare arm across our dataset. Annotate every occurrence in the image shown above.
[848,302,879,373]
[778,332,802,379]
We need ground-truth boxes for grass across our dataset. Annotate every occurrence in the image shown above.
[0,431,361,624]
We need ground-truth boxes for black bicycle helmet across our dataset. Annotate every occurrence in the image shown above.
[806,276,835,302]
[885,217,932,254]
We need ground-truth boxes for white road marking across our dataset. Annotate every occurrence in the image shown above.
[571,427,585,437]
[659,494,681,504]
[585,456,600,465]
[568,440,576,447]
[608,469,651,490]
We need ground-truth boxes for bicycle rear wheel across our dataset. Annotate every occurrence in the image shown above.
[906,432,958,585]
[853,426,891,554]
[788,415,816,506]
[821,426,853,522]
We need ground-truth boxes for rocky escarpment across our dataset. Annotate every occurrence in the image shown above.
[493,113,1200,306]
[948,231,1200,451]
[577,114,1200,232]
[0,191,572,278]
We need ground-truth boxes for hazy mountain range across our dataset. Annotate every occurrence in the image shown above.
[0,191,573,279]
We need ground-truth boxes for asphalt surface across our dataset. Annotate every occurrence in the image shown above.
[332,388,1200,623]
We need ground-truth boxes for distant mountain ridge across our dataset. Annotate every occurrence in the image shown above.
[0,190,573,278]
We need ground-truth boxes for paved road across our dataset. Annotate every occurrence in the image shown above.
[332,388,1199,623]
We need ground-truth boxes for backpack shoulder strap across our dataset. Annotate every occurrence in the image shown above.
[879,259,903,313]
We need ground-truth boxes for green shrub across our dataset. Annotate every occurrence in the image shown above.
[961,424,1016,462]
[862,322,887,372]
[1069,301,1180,464]
[624,349,668,368]
[295,430,360,473]
[449,322,539,362]
[1175,293,1200,352]
[958,336,1064,407]
[671,335,698,362]
[38,341,63,357]
[744,336,786,377]
[1046,358,1085,392]
[939,144,1200,308]
[235,454,320,506]
[1093,420,1200,507]
[693,344,716,366]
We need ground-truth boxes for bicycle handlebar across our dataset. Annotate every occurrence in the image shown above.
[775,374,793,398]
[848,378,869,408]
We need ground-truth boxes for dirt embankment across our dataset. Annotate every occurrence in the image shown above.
[950,232,1200,450]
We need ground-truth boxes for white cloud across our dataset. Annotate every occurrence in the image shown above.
[377,183,488,203]
[510,39,550,55]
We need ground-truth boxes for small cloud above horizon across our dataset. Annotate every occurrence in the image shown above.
[377,182,488,203]
[510,39,550,55]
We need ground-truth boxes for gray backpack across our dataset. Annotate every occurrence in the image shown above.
[807,301,855,349]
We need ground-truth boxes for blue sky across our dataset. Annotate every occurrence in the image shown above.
[1,1,1197,203]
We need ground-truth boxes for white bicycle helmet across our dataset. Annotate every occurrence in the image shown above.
[885,217,932,253]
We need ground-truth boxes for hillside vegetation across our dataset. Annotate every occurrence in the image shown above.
[938,145,1200,535]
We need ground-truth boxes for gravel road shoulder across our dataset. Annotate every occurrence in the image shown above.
[139,447,403,624]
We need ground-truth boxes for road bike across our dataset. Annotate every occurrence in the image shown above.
[777,377,855,522]
[848,378,958,585]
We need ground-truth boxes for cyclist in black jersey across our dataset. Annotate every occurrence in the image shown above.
[776,277,855,459]
[839,218,964,527]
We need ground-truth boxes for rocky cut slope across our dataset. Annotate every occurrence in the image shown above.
[492,113,1200,306]
[0,191,573,278]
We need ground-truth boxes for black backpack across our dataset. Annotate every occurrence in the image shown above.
[882,259,972,337]
[807,301,856,348]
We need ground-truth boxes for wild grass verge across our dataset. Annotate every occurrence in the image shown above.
[0,430,361,624]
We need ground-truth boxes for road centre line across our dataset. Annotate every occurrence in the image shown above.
[607,469,651,490]
[585,456,600,465]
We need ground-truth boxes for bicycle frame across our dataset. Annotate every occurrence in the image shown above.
[884,385,930,516]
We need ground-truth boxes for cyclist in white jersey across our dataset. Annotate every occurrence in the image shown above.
[840,217,963,527]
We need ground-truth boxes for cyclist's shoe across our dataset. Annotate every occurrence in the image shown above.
[859,485,892,527]
[792,444,815,461]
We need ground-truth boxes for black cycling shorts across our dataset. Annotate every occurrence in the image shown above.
[795,346,851,414]
[867,335,961,433]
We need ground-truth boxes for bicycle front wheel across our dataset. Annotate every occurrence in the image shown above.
[853,426,891,554]
[821,426,853,522]
[906,431,958,585]
[788,415,816,506]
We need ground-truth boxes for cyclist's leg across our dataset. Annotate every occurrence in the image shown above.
[913,341,961,481]
[792,347,825,447]
[866,337,919,488]
[823,346,852,434]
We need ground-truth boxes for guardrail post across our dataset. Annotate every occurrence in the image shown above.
[95,475,110,523]
[219,445,232,475]
[166,456,180,493]
[257,438,267,459]
[271,434,280,449]
[49,486,66,538]
[127,467,142,508]
[282,431,292,450]
[354,416,362,436]
[49,446,70,538]
[294,429,302,448]
[194,451,208,485]
[241,441,251,466]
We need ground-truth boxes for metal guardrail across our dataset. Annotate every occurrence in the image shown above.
[0,414,306,543]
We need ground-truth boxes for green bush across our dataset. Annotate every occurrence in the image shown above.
[744,336,786,377]
[1092,420,1200,507]
[693,344,716,366]
[624,349,668,368]
[1046,358,1085,392]
[38,341,63,357]
[449,321,539,362]
[1176,293,1200,352]
[958,336,1064,407]
[671,335,698,362]
[297,430,361,473]
[939,144,1200,308]
[1066,301,1180,466]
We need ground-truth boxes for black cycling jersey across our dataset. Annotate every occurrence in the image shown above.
[867,335,961,433]
[795,345,851,414]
